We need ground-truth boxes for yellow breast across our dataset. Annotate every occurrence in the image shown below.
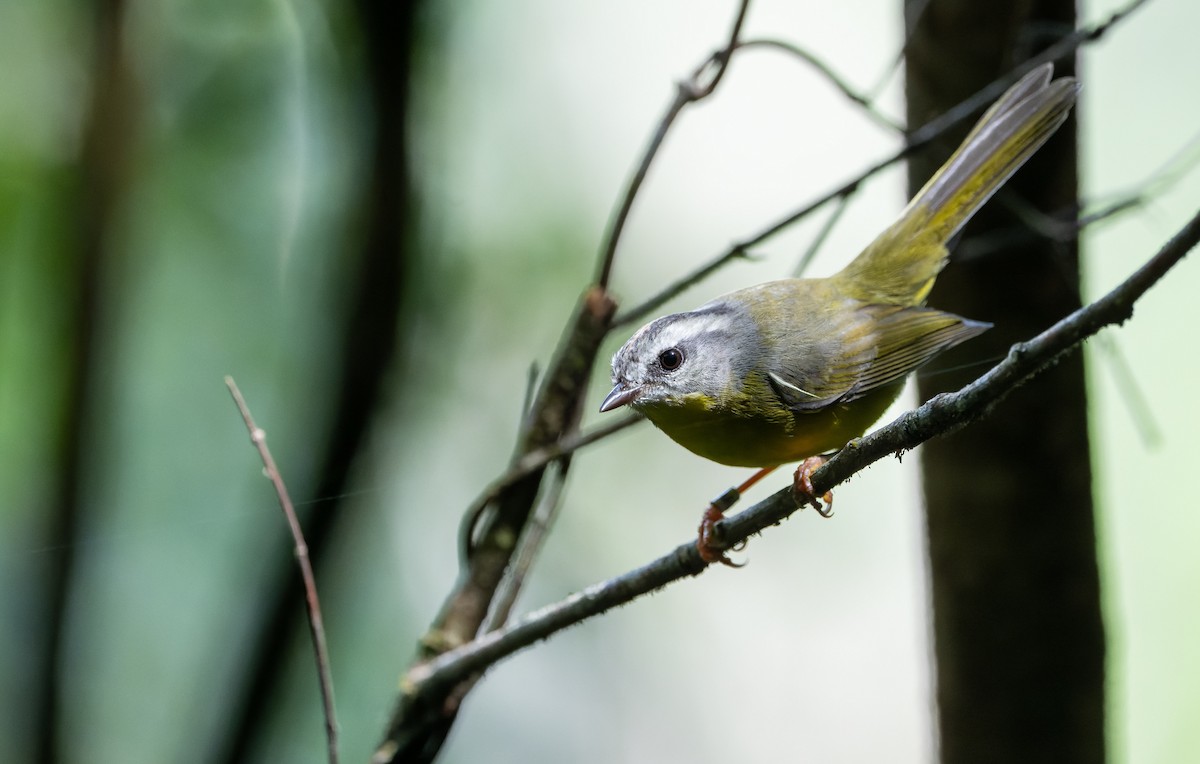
[640,383,904,468]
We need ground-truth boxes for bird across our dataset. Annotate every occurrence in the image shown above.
[599,63,1078,564]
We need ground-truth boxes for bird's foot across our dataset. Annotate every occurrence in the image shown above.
[793,455,833,517]
[697,491,745,568]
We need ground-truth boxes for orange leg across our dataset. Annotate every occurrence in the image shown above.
[793,455,833,517]
[697,465,779,566]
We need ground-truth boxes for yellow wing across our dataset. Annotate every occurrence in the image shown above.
[766,303,990,412]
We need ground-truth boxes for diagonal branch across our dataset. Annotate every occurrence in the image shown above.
[398,202,1200,716]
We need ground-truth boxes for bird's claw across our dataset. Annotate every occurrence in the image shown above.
[697,504,746,567]
[793,455,834,517]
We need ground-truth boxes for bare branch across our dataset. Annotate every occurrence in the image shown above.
[734,38,904,132]
[791,188,854,278]
[399,203,1200,717]
[594,0,752,289]
[611,245,757,328]
[224,377,339,764]
[458,412,643,562]
[612,162,870,328]
[906,0,1148,149]
[958,116,1200,263]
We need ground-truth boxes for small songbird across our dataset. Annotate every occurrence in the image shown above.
[599,64,1078,562]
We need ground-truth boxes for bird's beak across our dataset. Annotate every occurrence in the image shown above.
[599,383,640,413]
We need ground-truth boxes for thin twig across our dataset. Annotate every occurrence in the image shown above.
[957,165,1168,265]
[521,361,540,419]
[612,163,869,328]
[1000,194,1126,247]
[225,377,339,764]
[1094,334,1163,448]
[792,188,855,278]
[400,203,1200,703]
[487,461,571,633]
[734,38,904,132]
[907,0,1149,148]
[607,92,978,327]
[612,246,757,328]
[594,0,752,289]
[1082,125,1200,229]
[459,412,643,562]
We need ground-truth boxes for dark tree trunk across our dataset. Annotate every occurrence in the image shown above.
[905,2,1106,763]
[34,1,134,761]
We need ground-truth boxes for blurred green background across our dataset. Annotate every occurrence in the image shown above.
[1,0,1198,762]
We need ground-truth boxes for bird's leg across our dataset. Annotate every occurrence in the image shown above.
[793,455,833,517]
[697,466,778,566]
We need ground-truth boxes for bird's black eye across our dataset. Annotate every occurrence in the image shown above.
[658,347,684,371]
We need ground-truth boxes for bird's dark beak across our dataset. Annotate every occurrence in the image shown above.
[599,383,640,413]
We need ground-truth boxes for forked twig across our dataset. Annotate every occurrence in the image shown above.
[225,377,339,764]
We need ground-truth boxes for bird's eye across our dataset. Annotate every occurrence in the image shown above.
[658,347,684,371]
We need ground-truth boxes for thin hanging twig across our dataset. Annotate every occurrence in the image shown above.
[225,377,339,764]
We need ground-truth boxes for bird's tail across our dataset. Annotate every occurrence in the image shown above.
[837,63,1079,305]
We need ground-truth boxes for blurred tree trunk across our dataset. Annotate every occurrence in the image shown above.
[35,1,134,761]
[905,2,1105,763]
